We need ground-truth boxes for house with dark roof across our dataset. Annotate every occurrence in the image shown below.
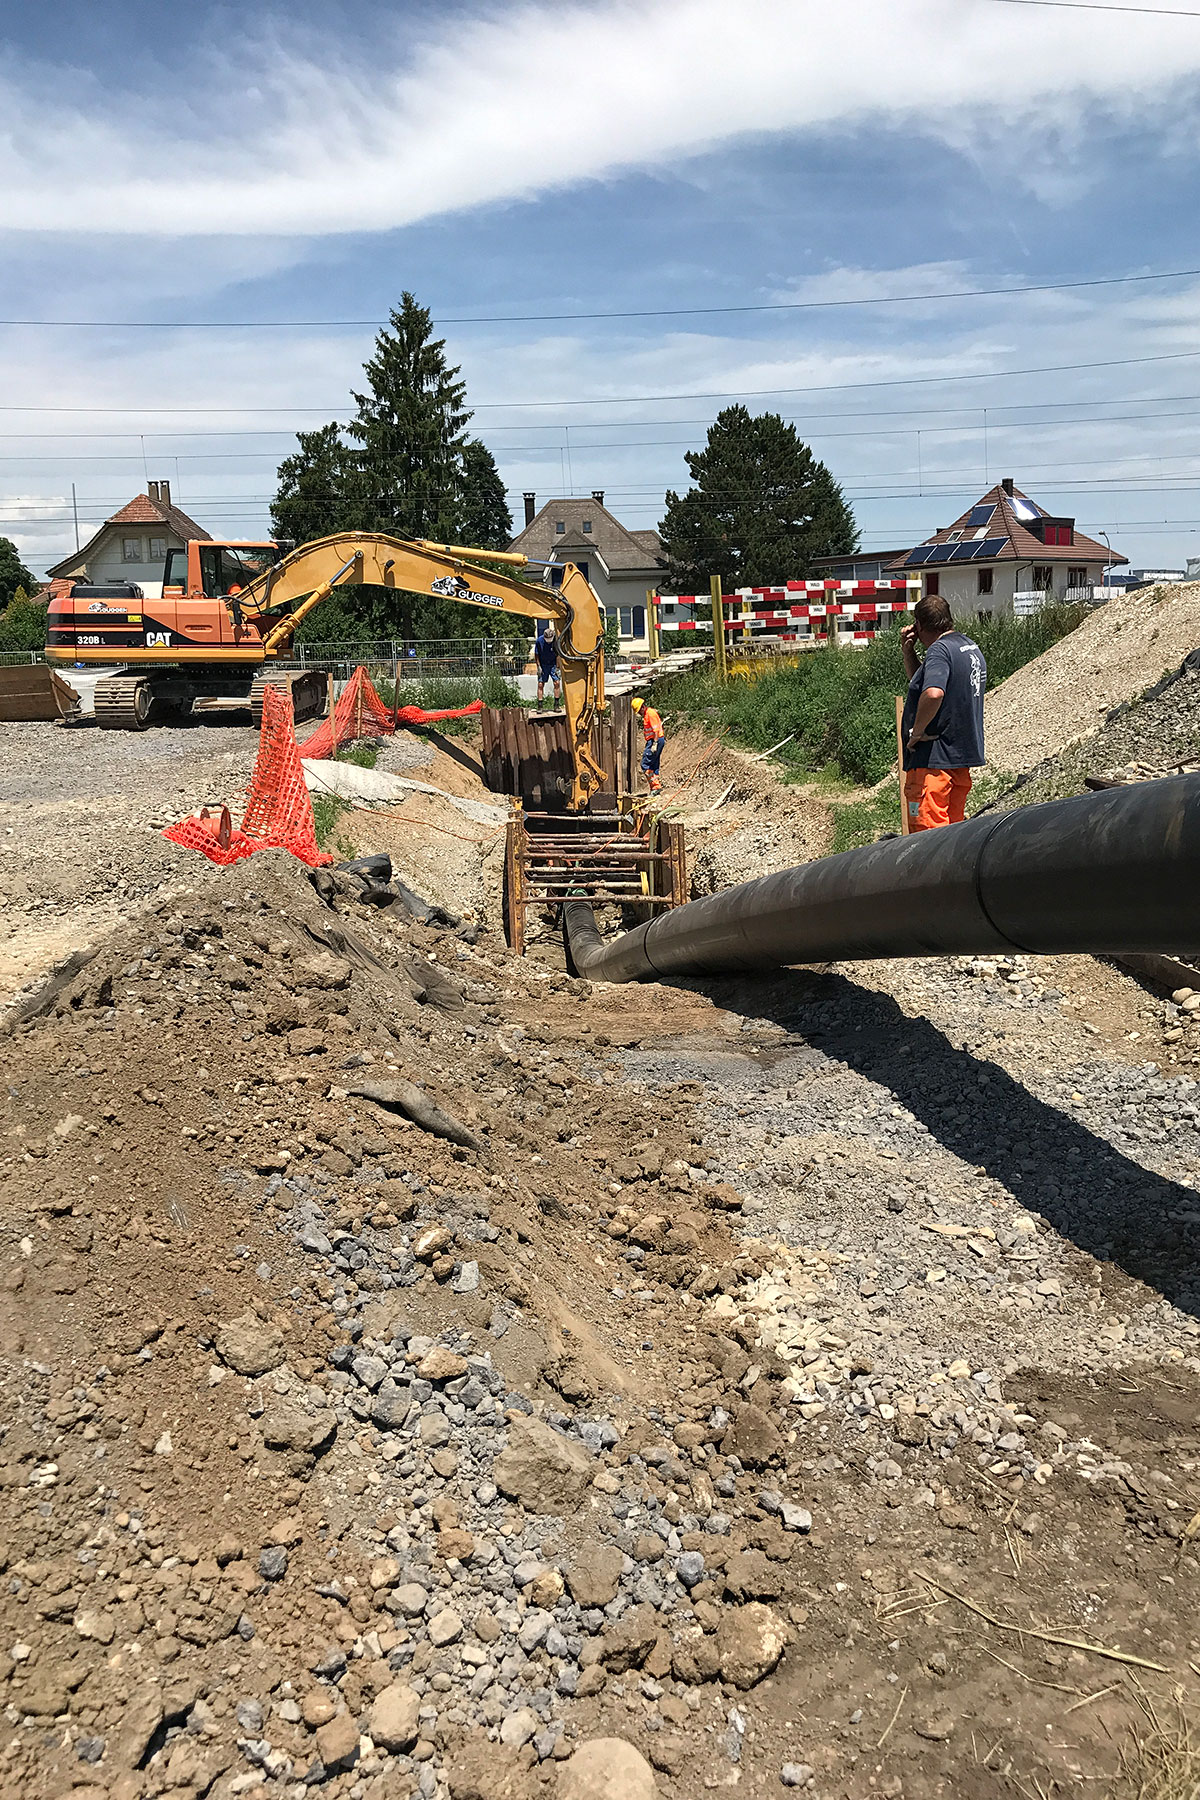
[46,480,210,600]
[885,478,1125,615]
[509,491,666,651]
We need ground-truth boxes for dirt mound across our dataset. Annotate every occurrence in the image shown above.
[0,850,768,1798]
[984,580,1200,774]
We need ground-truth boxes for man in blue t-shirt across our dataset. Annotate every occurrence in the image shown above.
[900,594,987,831]
[534,624,562,711]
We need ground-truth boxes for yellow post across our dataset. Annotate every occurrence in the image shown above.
[646,588,659,660]
[710,574,727,681]
[895,696,911,835]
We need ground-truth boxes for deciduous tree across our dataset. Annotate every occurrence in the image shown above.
[0,537,36,609]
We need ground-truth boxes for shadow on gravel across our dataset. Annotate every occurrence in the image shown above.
[687,967,1200,1322]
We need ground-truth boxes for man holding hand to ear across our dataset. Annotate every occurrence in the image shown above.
[900,594,987,832]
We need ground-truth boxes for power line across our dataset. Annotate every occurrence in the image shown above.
[7,387,1200,440]
[3,264,1200,329]
[5,345,1200,422]
[984,0,1200,17]
[12,401,1200,463]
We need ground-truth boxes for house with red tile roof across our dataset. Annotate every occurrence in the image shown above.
[45,480,210,600]
[884,478,1126,615]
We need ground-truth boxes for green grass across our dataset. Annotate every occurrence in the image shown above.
[828,789,902,853]
[656,605,1088,788]
[332,742,378,768]
[376,669,521,735]
[312,792,348,848]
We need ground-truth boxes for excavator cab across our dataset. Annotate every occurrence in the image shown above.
[162,541,289,599]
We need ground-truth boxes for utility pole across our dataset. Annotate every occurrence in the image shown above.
[71,483,80,552]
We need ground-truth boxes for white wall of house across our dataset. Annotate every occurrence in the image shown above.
[922,559,1110,618]
[80,526,186,601]
[545,552,654,650]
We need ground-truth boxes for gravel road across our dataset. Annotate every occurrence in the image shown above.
[0,717,260,1006]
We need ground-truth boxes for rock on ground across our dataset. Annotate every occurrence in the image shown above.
[492,1413,594,1512]
[557,1737,658,1799]
[717,1603,790,1689]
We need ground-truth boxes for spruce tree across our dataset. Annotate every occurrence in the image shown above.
[349,293,468,545]
[270,423,356,547]
[660,406,858,589]
[270,296,521,643]
[457,440,512,550]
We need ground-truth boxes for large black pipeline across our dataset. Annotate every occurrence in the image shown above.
[564,774,1200,983]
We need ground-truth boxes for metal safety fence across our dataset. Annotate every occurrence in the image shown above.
[294,638,528,685]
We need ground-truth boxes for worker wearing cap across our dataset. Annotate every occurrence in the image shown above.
[534,624,562,711]
[631,697,666,794]
[900,594,987,830]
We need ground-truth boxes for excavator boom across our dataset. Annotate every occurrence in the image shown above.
[245,533,607,808]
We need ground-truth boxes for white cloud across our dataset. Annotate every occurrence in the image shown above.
[1,0,1199,237]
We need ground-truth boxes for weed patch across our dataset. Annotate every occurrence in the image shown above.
[656,606,1087,787]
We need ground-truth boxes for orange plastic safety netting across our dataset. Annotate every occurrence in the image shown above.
[300,665,487,759]
[163,683,333,868]
[301,665,395,761]
[394,698,484,725]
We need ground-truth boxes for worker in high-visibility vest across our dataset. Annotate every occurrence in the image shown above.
[631,696,666,793]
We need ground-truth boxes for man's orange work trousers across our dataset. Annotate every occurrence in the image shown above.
[904,767,972,832]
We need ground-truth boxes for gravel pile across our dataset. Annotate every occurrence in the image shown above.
[375,732,437,777]
[987,648,1200,810]
[983,580,1200,774]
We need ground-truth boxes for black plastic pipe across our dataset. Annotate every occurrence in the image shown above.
[564,774,1200,983]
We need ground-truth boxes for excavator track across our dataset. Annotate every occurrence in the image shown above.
[250,669,328,729]
[94,675,154,731]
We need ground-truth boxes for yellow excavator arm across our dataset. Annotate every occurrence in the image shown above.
[235,531,607,811]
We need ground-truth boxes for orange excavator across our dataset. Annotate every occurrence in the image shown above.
[45,531,607,808]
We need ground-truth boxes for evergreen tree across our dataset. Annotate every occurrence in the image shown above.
[270,295,522,643]
[0,537,35,609]
[457,439,512,550]
[659,406,858,589]
[270,423,357,546]
[349,293,469,546]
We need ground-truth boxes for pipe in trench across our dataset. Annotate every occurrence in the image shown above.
[564,774,1200,984]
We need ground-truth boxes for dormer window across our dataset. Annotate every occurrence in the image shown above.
[1034,518,1075,546]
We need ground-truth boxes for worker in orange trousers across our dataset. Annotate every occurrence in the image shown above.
[631,696,666,793]
[900,594,987,831]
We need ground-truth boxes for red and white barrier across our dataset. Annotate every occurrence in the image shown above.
[656,576,918,641]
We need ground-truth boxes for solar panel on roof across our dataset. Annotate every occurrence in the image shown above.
[950,542,977,561]
[965,504,994,528]
[906,545,935,565]
[1008,495,1039,522]
[972,537,1007,559]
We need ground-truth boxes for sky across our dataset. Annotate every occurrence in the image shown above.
[5,0,1200,580]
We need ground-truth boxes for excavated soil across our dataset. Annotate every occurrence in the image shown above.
[1,707,1199,1800]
